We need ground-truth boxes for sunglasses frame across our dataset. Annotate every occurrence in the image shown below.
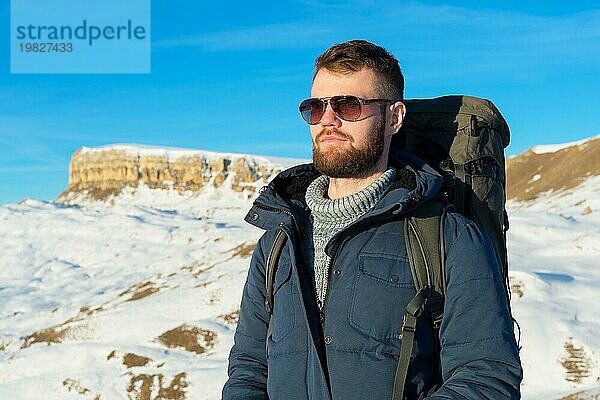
[299,95,397,125]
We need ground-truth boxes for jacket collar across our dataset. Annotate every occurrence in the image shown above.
[245,151,443,231]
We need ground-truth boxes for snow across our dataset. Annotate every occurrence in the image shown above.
[530,134,600,154]
[0,183,257,399]
[528,174,542,183]
[506,175,600,398]
[1,172,599,399]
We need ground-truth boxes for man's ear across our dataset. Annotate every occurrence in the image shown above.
[389,101,406,134]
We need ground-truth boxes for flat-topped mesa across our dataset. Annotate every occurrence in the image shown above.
[57,145,292,203]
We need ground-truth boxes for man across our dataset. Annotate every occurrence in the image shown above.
[222,40,522,399]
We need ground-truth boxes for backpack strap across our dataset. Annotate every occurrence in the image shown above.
[264,229,287,352]
[453,162,467,215]
[392,200,451,400]
[405,200,447,294]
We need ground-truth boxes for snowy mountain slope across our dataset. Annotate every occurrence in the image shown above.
[530,134,600,155]
[0,183,261,400]
[507,175,600,399]
[1,142,599,399]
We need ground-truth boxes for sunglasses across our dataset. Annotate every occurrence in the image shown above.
[299,95,396,125]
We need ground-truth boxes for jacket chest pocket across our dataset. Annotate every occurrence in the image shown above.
[270,252,296,343]
[349,253,415,340]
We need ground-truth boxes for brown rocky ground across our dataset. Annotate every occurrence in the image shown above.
[123,353,152,368]
[559,390,600,400]
[20,322,87,349]
[127,372,188,400]
[506,136,600,201]
[560,339,594,384]
[157,324,217,355]
[230,242,257,258]
[218,309,240,325]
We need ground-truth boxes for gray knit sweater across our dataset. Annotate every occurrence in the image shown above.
[303,168,396,308]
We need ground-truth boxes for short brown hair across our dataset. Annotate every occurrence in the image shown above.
[313,40,404,100]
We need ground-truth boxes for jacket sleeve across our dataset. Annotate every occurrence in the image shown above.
[222,234,271,400]
[425,215,523,399]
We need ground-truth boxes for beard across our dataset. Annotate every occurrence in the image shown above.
[312,117,385,179]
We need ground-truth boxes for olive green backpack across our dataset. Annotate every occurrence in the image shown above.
[391,95,511,399]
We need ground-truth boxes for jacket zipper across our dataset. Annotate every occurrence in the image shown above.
[317,239,342,324]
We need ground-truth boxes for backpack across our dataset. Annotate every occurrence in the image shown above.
[264,95,511,400]
[391,95,511,399]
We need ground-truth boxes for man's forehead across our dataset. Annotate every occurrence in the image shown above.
[311,68,382,98]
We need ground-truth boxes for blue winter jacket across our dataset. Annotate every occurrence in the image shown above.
[222,153,523,400]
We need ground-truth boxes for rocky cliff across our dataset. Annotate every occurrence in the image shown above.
[57,145,294,203]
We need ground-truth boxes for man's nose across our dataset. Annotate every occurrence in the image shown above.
[319,103,342,128]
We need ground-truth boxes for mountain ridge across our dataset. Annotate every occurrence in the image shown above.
[57,144,303,204]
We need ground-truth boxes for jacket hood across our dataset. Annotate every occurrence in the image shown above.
[245,150,444,231]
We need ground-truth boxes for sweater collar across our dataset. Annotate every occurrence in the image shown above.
[305,168,397,222]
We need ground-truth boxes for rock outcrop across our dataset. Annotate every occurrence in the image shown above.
[57,145,289,202]
[506,136,600,201]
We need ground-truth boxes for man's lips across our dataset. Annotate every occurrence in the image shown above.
[319,135,348,143]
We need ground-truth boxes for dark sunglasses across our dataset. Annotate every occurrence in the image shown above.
[299,95,396,125]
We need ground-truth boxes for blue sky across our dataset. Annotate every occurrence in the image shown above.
[1,0,599,204]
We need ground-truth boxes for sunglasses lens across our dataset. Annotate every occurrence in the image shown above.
[332,96,362,121]
[299,96,366,124]
[299,98,324,125]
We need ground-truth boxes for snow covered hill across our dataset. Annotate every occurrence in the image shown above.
[0,142,599,399]
[507,175,600,399]
[504,135,600,398]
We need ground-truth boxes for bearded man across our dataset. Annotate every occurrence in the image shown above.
[222,40,522,400]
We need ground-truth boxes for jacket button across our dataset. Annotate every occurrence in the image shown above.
[278,221,285,226]
[333,268,341,276]
[251,213,260,221]
[390,274,400,283]
[324,336,332,345]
